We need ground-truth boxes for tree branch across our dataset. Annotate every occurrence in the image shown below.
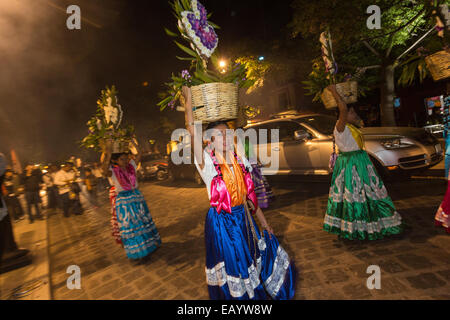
[385,34,395,58]
[363,41,381,57]
[358,8,426,43]
[395,26,437,62]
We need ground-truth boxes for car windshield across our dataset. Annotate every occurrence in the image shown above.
[296,115,336,135]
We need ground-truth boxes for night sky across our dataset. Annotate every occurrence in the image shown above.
[0,0,292,164]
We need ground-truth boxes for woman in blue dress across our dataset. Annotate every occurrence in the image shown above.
[182,86,296,300]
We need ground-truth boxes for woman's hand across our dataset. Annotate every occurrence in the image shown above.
[105,139,113,154]
[327,84,348,132]
[254,207,274,239]
[182,86,194,134]
[261,222,274,238]
[182,86,205,169]
[327,84,337,94]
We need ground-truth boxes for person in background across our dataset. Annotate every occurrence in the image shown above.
[101,139,161,262]
[43,165,58,210]
[84,168,98,208]
[323,85,403,240]
[244,139,274,209]
[92,163,106,191]
[20,164,44,223]
[54,162,83,217]
[442,96,450,179]
[0,153,31,268]
[3,169,24,222]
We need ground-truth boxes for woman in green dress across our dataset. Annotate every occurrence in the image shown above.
[323,85,403,240]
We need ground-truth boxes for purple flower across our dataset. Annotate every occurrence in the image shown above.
[168,100,175,110]
[181,69,191,80]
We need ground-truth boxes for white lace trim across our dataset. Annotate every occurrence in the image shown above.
[263,246,290,298]
[205,238,290,299]
[329,164,388,203]
[205,257,262,299]
[324,211,402,234]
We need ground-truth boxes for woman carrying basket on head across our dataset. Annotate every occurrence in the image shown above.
[182,86,295,300]
[101,139,161,261]
[323,85,403,240]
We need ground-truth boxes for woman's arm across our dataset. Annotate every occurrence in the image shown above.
[327,84,348,133]
[131,138,142,164]
[100,140,113,177]
[182,86,205,170]
[254,207,274,238]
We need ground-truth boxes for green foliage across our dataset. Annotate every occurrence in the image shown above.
[235,56,272,93]
[158,0,259,111]
[80,85,135,152]
[302,58,374,102]
[292,0,449,97]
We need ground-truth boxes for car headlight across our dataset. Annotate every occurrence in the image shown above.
[381,138,414,149]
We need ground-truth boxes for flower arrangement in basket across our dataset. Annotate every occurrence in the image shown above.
[424,5,450,81]
[303,30,363,109]
[81,85,135,153]
[157,0,257,123]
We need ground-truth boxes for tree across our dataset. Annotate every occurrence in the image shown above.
[290,0,449,126]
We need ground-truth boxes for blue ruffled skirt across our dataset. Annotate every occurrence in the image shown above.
[115,189,161,260]
[205,204,296,300]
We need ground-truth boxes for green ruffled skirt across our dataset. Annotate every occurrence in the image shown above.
[323,150,403,240]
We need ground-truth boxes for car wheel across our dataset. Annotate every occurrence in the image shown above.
[166,169,175,182]
[156,170,168,181]
[194,171,203,185]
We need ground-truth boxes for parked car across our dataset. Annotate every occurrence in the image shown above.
[245,113,443,178]
[137,153,170,181]
[423,124,444,139]
[167,150,203,185]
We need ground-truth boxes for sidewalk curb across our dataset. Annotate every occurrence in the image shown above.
[46,211,53,300]
[0,206,52,300]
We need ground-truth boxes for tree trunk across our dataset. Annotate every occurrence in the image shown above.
[380,64,397,126]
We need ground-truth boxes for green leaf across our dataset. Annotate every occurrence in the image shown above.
[173,0,182,15]
[157,96,173,106]
[174,41,198,57]
[208,21,220,30]
[181,0,190,10]
[176,56,195,61]
[164,28,178,37]
[194,70,215,83]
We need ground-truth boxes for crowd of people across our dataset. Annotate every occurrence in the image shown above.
[1,161,109,223]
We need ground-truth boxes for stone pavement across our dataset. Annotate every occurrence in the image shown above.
[47,176,450,300]
[0,207,51,300]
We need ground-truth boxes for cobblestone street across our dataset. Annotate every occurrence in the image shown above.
[47,176,450,300]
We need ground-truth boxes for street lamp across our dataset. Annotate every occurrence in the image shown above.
[219,59,227,73]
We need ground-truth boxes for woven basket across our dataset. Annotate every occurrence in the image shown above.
[320,81,358,109]
[112,140,129,154]
[190,82,239,123]
[425,50,450,81]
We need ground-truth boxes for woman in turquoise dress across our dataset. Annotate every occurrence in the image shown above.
[323,85,403,240]
[101,140,161,260]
